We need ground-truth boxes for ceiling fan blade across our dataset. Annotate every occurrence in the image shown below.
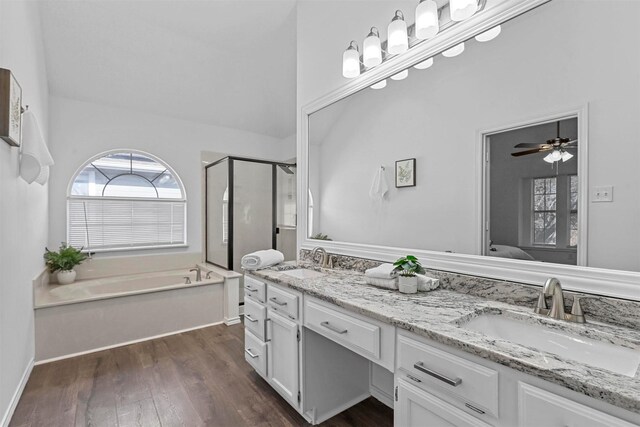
[514,142,545,148]
[511,148,543,157]
[563,139,578,145]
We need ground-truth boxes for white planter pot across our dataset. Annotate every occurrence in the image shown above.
[57,269,77,285]
[398,276,418,294]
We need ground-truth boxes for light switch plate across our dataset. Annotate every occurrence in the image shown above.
[592,186,613,202]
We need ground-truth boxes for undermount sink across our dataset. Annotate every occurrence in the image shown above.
[282,268,326,279]
[461,314,640,377]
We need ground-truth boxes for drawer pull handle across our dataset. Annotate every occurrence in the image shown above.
[245,314,258,323]
[269,297,287,306]
[245,349,259,358]
[320,321,348,334]
[245,287,257,293]
[413,362,462,387]
[465,403,485,414]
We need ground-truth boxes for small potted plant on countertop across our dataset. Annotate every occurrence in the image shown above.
[44,243,88,285]
[393,255,425,294]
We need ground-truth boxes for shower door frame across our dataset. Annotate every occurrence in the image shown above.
[205,156,297,270]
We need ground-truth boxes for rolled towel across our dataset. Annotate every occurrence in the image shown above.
[366,277,398,290]
[241,249,285,271]
[365,263,398,279]
[417,274,440,292]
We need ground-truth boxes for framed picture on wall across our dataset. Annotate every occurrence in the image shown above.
[0,68,23,147]
[395,158,416,188]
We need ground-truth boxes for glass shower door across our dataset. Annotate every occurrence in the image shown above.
[276,165,297,261]
[206,159,229,268]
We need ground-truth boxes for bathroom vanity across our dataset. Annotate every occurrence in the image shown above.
[244,264,640,426]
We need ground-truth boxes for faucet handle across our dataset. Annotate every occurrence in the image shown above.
[571,297,583,316]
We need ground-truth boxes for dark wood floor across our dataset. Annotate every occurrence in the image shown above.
[10,322,393,427]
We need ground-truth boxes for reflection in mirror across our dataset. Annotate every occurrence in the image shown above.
[308,0,640,273]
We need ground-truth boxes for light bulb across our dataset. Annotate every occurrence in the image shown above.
[371,79,387,89]
[388,10,408,55]
[544,150,563,163]
[342,41,360,78]
[475,25,502,42]
[442,42,465,58]
[561,150,574,162]
[450,0,478,21]
[391,69,409,81]
[363,27,382,68]
[414,57,434,70]
[415,0,439,40]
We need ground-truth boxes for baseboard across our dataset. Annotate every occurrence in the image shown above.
[1,358,34,427]
[224,317,241,326]
[370,385,394,409]
[314,392,370,425]
[35,321,224,365]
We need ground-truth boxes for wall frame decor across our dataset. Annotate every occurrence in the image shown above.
[395,158,416,188]
[0,68,23,147]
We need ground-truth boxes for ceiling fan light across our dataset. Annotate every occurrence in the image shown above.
[388,10,409,55]
[450,0,478,22]
[414,57,434,70]
[415,0,439,40]
[442,42,465,58]
[371,79,387,89]
[543,152,556,164]
[561,150,574,162]
[363,27,382,68]
[475,25,502,42]
[544,149,563,163]
[391,69,409,81]
[342,41,360,78]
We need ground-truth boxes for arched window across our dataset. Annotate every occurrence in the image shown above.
[67,150,187,252]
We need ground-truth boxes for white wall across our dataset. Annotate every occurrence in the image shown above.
[48,96,291,259]
[0,1,49,424]
[301,0,640,272]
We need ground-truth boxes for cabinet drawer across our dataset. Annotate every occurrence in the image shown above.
[245,330,267,378]
[267,285,299,320]
[398,334,499,417]
[244,298,267,341]
[305,299,380,359]
[245,275,266,304]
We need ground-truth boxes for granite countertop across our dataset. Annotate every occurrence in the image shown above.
[247,262,640,414]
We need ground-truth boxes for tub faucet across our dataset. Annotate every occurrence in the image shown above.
[190,266,202,282]
[312,247,330,268]
[534,277,585,323]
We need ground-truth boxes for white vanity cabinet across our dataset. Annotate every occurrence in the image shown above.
[266,308,300,406]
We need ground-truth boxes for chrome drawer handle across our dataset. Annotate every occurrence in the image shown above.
[320,321,348,334]
[245,314,258,323]
[413,362,462,387]
[269,297,287,306]
[245,287,257,293]
[245,349,259,358]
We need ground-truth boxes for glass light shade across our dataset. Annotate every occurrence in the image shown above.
[371,79,387,89]
[414,57,434,70]
[388,14,409,54]
[415,0,439,40]
[475,25,502,42]
[342,46,360,78]
[363,32,382,68]
[561,150,574,162]
[391,69,409,81]
[450,0,478,21]
[442,42,465,58]
[544,150,563,163]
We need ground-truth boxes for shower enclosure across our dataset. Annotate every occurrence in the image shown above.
[205,157,297,271]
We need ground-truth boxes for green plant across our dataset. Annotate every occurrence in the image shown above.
[44,243,87,273]
[393,255,425,277]
[311,233,332,241]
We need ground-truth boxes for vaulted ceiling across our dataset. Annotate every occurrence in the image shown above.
[38,0,297,138]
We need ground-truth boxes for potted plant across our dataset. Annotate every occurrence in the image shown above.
[44,243,87,285]
[393,255,425,293]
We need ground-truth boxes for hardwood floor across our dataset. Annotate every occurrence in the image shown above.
[9,323,393,427]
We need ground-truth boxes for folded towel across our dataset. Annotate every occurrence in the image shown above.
[365,263,398,279]
[19,110,54,185]
[241,249,284,270]
[369,167,388,201]
[366,277,397,290]
[417,274,439,292]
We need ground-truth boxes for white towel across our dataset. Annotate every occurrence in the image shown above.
[366,277,398,290]
[19,110,53,185]
[369,167,388,201]
[241,249,285,270]
[365,263,398,279]
[417,274,440,292]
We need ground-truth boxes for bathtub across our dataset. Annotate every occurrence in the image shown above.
[34,265,240,362]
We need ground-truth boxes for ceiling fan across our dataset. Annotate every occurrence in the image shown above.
[511,121,577,163]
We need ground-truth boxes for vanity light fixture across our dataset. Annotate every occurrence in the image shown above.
[442,42,465,57]
[391,69,409,80]
[371,79,387,89]
[450,0,478,22]
[342,41,361,78]
[415,0,439,40]
[388,10,409,55]
[363,28,383,68]
[475,25,501,42]
[413,57,434,70]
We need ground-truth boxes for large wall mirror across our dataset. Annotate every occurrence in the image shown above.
[303,0,640,297]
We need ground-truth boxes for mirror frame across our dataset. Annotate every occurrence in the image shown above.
[297,0,640,301]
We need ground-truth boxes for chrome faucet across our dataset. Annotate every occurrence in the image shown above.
[190,266,202,282]
[312,247,332,268]
[534,277,585,323]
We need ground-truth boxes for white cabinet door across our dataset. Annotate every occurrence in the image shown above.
[267,309,299,407]
[518,382,638,427]
[395,379,492,427]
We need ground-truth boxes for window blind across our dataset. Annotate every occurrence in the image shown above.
[68,198,186,251]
